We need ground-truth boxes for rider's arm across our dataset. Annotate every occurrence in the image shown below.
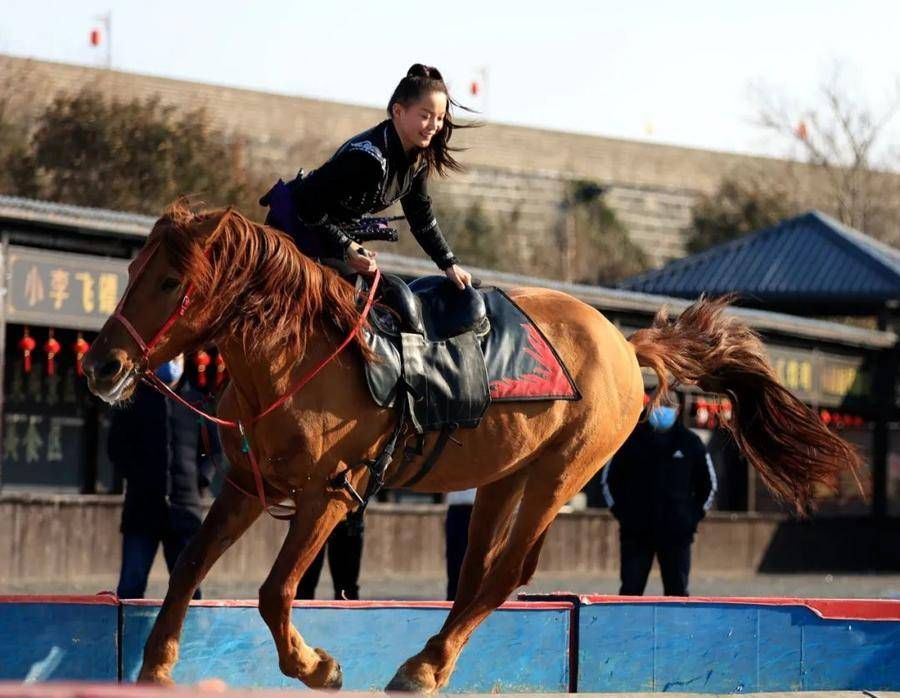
[291,151,384,251]
[401,169,459,270]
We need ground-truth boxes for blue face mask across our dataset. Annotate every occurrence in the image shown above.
[155,357,184,386]
[648,406,678,431]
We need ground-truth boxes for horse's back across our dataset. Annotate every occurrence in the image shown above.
[507,286,644,438]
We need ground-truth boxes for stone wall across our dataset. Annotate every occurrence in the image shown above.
[0,54,818,270]
[3,495,899,595]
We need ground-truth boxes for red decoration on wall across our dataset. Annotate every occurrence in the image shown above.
[18,328,36,374]
[73,334,90,377]
[195,350,211,388]
[44,330,61,376]
[694,398,709,428]
[215,353,227,388]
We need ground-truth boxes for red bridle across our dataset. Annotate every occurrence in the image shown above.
[112,239,196,370]
[109,239,382,518]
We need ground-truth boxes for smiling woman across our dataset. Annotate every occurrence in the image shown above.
[260,63,477,290]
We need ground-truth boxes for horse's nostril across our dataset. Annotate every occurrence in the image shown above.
[98,358,123,379]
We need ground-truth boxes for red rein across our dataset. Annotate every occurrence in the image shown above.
[111,243,381,518]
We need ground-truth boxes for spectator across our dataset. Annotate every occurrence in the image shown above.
[296,511,364,600]
[445,487,477,600]
[601,398,716,596]
[110,356,216,599]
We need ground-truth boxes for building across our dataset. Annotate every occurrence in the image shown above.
[619,210,900,517]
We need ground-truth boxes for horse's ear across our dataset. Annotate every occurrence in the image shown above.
[204,208,235,251]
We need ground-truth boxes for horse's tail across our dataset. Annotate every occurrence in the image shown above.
[628,296,860,515]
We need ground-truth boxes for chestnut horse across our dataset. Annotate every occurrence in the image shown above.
[84,204,858,691]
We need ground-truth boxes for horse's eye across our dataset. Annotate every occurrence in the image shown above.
[161,277,181,292]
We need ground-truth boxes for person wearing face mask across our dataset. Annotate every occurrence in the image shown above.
[600,394,717,596]
[109,353,217,599]
[261,63,473,289]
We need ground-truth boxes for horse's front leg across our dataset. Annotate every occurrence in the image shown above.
[257,492,350,688]
[138,477,263,683]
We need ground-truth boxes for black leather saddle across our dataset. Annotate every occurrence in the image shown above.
[371,274,489,340]
[362,274,491,434]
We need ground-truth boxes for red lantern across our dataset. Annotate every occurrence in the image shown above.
[18,328,36,374]
[195,350,211,388]
[720,398,733,424]
[44,330,61,376]
[73,334,90,377]
[820,409,832,425]
[90,29,101,47]
[215,353,227,388]
[695,399,709,428]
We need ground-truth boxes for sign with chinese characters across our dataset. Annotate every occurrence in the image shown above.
[768,347,817,402]
[2,413,85,489]
[6,246,128,330]
[768,347,871,409]
[2,347,91,489]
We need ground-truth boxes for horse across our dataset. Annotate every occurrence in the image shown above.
[83,203,859,691]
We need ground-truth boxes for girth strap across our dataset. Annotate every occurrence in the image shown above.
[330,388,409,509]
[401,424,460,489]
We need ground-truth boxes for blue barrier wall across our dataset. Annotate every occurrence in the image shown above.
[0,596,118,681]
[571,596,900,693]
[6,594,900,691]
[121,600,571,692]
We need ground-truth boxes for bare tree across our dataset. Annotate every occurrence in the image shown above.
[752,65,900,243]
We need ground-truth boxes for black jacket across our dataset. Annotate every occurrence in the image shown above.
[601,420,717,543]
[290,120,458,269]
[108,382,217,535]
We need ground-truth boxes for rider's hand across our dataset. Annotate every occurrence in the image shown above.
[445,264,472,290]
[345,244,378,273]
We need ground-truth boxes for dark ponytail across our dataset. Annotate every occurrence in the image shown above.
[387,63,476,177]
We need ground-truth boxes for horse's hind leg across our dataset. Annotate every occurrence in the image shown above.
[445,469,527,624]
[387,442,601,692]
[138,478,262,683]
[257,494,349,688]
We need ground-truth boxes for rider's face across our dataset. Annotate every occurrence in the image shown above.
[392,91,447,152]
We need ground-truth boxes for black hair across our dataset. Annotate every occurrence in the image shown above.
[387,63,476,177]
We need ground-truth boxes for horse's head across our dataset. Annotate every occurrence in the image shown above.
[83,204,226,404]
[84,202,367,405]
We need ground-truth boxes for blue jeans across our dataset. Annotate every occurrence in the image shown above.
[116,529,202,600]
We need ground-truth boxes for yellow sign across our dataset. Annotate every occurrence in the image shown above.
[6,247,128,331]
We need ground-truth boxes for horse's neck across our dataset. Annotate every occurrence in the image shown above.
[217,333,335,417]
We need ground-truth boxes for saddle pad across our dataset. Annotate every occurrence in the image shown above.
[360,288,581,417]
[482,289,581,402]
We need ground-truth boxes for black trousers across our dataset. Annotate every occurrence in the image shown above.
[445,504,474,601]
[117,527,201,600]
[619,531,691,597]
[296,515,364,600]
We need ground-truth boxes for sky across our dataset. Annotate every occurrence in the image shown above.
[1,0,898,158]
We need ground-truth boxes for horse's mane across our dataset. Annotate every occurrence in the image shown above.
[154,201,366,360]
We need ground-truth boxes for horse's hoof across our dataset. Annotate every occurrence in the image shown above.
[312,647,342,690]
[137,668,174,685]
[385,669,432,693]
[322,660,343,689]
